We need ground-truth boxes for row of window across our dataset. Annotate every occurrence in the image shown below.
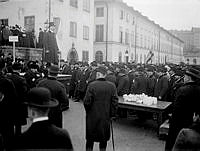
[70,0,90,12]
[70,22,89,40]
[120,10,135,25]
[96,7,135,25]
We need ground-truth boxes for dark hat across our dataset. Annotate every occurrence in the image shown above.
[157,66,167,73]
[29,61,38,69]
[12,62,22,70]
[25,87,58,108]
[185,65,200,80]
[49,65,59,75]
[91,61,97,67]
[49,22,55,27]
[136,66,144,72]
[95,66,107,75]
[146,65,155,72]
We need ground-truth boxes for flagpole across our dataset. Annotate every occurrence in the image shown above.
[49,0,51,30]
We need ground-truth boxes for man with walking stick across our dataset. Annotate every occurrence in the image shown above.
[84,65,118,151]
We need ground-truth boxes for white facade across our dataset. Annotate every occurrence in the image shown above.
[94,0,184,64]
[0,0,94,62]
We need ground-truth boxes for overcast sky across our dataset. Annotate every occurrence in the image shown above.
[123,0,200,30]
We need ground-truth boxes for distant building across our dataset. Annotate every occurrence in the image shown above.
[0,0,94,63]
[94,0,184,64]
[170,28,200,65]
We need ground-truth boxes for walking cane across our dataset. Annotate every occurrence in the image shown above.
[110,119,115,151]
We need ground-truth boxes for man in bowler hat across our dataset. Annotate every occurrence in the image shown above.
[11,87,73,150]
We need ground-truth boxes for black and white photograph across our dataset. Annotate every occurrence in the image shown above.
[0,0,200,150]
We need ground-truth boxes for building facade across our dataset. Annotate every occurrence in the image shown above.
[94,0,184,64]
[0,0,94,63]
[171,28,200,65]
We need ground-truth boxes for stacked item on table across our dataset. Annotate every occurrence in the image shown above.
[122,93,157,106]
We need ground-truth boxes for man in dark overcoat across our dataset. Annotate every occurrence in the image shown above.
[11,87,73,150]
[131,66,147,95]
[105,66,116,85]
[146,65,156,96]
[116,68,130,96]
[84,66,118,151]
[165,65,200,151]
[37,65,69,128]
[154,66,169,101]
[24,61,41,89]
[6,62,28,136]
[0,58,17,149]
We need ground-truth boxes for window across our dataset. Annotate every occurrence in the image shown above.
[0,18,8,26]
[83,26,89,40]
[96,7,104,17]
[119,27,123,43]
[70,0,78,8]
[125,29,129,45]
[120,10,124,19]
[24,16,35,32]
[126,13,129,22]
[131,31,134,47]
[82,50,89,62]
[95,25,104,42]
[132,17,135,25]
[70,22,77,37]
[83,0,90,12]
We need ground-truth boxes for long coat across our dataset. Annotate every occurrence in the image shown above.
[37,77,69,128]
[11,120,73,150]
[84,78,118,142]
[6,72,28,126]
[131,73,147,95]
[146,74,156,96]
[154,74,169,101]
[165,82,200,151]
[0,74,17,148]
[116,73,130,96]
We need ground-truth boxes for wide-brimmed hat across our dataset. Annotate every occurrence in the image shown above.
[24,87,58,108]
[185,65,200,80]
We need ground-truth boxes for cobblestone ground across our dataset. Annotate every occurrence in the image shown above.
[63,99,166,151]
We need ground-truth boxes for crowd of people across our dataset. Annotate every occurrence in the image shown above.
[0,24,37,48]
[0,51,200,150]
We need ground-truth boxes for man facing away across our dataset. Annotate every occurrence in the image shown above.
[11,87,73,150]
[84,66,118,151]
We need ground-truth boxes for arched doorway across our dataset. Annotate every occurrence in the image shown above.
[67,48,78,64]
[95,51,103,63]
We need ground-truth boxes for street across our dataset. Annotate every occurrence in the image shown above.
[63,99,165,151]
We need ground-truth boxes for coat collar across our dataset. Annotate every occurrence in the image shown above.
[47,76,57,80]
[97,78,106,81]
